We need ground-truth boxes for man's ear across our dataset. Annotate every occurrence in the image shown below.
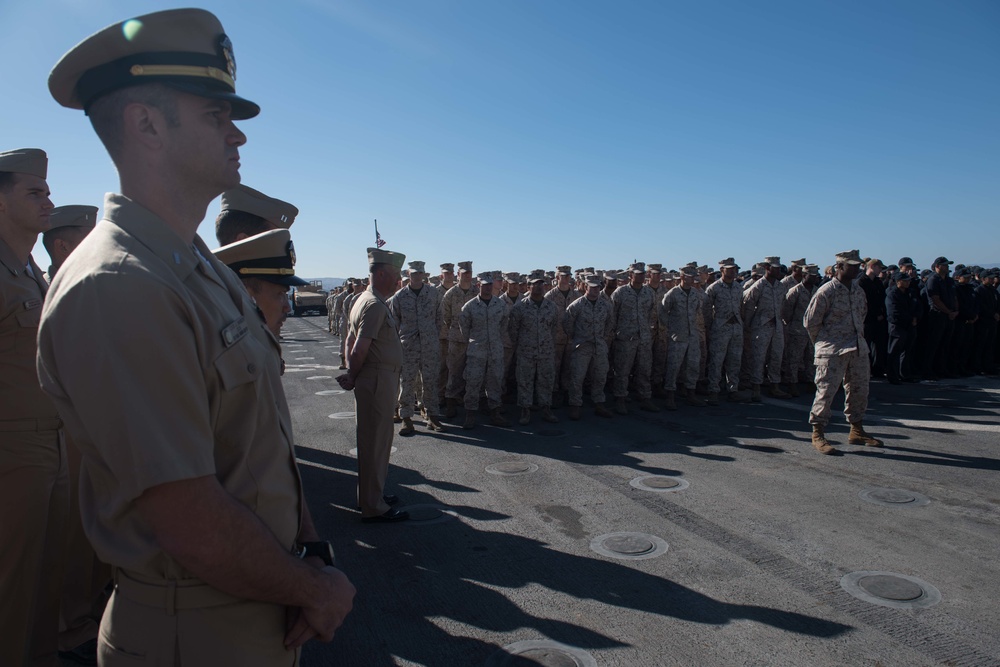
[123,102,166,151]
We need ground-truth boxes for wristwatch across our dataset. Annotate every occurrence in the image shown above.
[295,541,335,567]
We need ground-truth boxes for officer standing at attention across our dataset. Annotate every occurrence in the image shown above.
[338,248,410,522]
[215,183,296,247]
[38,10,354,664]
[1,148,69,667]
[41,204,97,282]
[804,250,883,455]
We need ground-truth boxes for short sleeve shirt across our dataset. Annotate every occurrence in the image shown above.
[350,287,403,368]
[37,194,302,579]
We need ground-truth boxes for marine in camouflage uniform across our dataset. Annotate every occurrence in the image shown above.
[326,289,338,332]
[646,264,670,396]
[436,263,456,406]
[543,266,581,405]
[500,272,522,395]
[610,263,660,413]
[388,261,444,434]
[510,270,559,424]
[741,257,790,400]
[563,274,615,419]
[459,272,509,427]
[441,261,477,415]
[659,268,705,409]
[781,264,820,396]
[805,250,882,454]
[704,259,748,403]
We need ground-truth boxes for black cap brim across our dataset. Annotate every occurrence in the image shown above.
[163,81,259,120]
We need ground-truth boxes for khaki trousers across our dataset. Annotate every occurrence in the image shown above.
[99,570,297,666]
[58,433,112,651]
[0,425,68,667]
[355,365,400,517]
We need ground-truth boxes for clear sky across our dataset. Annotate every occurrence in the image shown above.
[3,0,998,278]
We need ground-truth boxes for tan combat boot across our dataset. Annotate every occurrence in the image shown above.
[427,415,445,432]
[518,408,531,425]
[542,407,559,423]
[462,410,477,430]
[399,417,415,436]
[768,384,790,399]
[615,397,628,415]
[594,403,613,418]
[444,398,458,418]
[706,392,720,406]
[685,388,706,407]
[812,425,835,455]
[848,422,883,447]
[490,408,510,427]
[751,384,762,402]
[664,391,677,411]
[569,406,582,420]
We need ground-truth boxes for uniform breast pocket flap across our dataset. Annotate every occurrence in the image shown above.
[214,337,264,391]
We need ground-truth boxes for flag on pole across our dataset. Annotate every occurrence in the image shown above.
[375,219,386,248]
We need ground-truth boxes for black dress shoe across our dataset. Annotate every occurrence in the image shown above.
[361,508,410,523]
[355,495,399,511]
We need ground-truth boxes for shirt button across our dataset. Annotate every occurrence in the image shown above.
[247,363,257,373]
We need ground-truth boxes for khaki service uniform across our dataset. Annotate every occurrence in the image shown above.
[0,239,69,667]
[349,286,403,517]
[37,195,304,667]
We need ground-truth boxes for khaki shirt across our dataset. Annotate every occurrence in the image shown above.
[0,240,58,422]
[804,277,869,358]
[36,194,302,578]
[350,286,403,369]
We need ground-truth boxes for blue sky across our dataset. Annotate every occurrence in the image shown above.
[3,0,997,278]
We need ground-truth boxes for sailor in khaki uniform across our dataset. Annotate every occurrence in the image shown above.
[337,248,410,523]
[0,147,70,667]
[39,10,354,665]
[215,183,297,247]
[41,204,97,283]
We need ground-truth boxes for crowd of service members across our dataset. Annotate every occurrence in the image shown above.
[325,255,999,431]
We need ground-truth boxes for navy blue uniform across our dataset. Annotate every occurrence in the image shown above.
[886,285,918,382]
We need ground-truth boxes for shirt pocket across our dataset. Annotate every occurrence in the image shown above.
[211,334,268,440]
[14,306,42,354]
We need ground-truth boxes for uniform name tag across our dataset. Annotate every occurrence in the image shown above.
[221,318,248,347]
[23,298,41,311]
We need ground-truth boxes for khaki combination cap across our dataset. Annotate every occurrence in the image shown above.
[47,205,99,231]
[49,8,259,120]
[835,249,863,266]
[457,261,473,273]
[764,256,782,267]
[214,229,307,286]
[368,247,405,270]
[407,260,427,275]
[440,263,455,272]
[0,148,47,179]
[221,185,297,228]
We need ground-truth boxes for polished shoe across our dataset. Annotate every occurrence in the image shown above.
[356,494,399,510]
[59,638,98,666]
[361,507,409,523]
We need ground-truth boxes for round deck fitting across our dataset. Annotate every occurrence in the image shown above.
[590,532,668,560]
[630,475,689,493]
[840,571,941,609]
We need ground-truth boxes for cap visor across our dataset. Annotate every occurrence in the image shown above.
[162,81,260,120]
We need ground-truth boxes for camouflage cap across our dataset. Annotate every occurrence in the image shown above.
[221,185,297,229]
[630,262,645,273]
[804,263,820,276]
[49,8,259,119]
[696,265,709,273]
[556,265,572,276]
[789,258,806,267]
[457,261,473,273]
[718,257,739,269]
[0,148,47,179]
[646,263,663,274]
[604,269,618,280]
[518,274,528,283]
[584,274,602,287]
[368,247,405,270]
[213,229,307,287]
[504,271,520,282]
[680,266,697,278]
[764,256,781,267]
[477,271,495,283]
[835,249,863,266]
[407,260,427,275]
[47,205,98,231]
[440,262,455,272]
[528,269,547,284]
[583,266,595,274]
[361,277,370,285]
[492,270,503,281]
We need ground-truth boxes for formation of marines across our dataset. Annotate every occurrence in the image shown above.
[2,6,999,667]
